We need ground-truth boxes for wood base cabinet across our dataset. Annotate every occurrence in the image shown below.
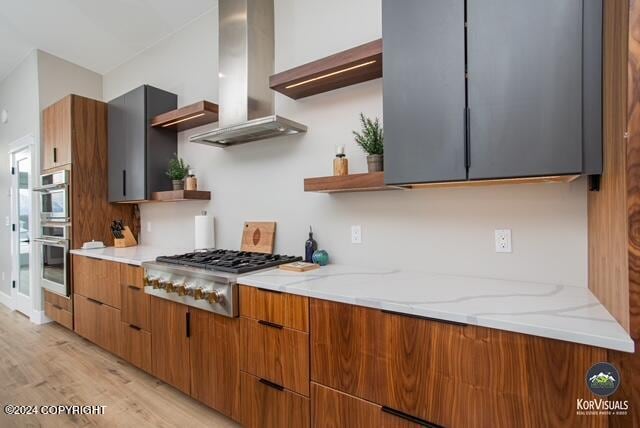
[311,299,607,428]
[150,297,191,395]
[119,322,151,373]
[240,372,310,428]
[44,290,72,330]
[190,308,240,421]
[73,294,121,356]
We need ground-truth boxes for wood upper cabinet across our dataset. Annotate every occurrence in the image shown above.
[310,299,607,428]
[42,96,72,171]
[189,308,240,421]
[108,85,177,202]
[150,297,191,395]
[382,0,602,185]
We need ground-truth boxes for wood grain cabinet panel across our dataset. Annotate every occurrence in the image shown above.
[73,294,121,356]
[189,308,240,422]
[44,289,72,312]
[311,299,607,428]
[120,322,152,373]
[73,256,121,308]
[240,371,310,428]
[240,317,310,396]
[44,302,73,330]
[42,96,72,171]
[312,383,418,428]
[239,285,309,332]
[150,297,191,395]
[120,265,150,331]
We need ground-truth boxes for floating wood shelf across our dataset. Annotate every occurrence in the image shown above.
[150,101,219,131]
[304,173,580,194]
[150,190,211,202]
[304,172,402,193]
[270,39,382,100]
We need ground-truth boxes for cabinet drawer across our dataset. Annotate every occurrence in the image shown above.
[121,282,150,331]
[239,285,308,332]
[73,256,121,308]
[74,294,121,356]
[120,322,151,373]
[44,301,73,330]
[120,263,144,289]
[44,289,72,312]
[240,371,310,428]
[240,317,309,396]
[311,299,606,428]
[312,383,419,428]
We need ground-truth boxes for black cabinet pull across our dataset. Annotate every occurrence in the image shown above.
[52,304,63,310]
[381,406,442,428]
[128,285,139,291]
[380,309,467,327]
[128,324,141,331]
[53,147,57,163]
[87,298,103,306]
[464,107,471,169]
[122,170,126,197]
[258,320,283,330]
[259,378,284,391]
[257,287,282,294]
[185,312,191,338]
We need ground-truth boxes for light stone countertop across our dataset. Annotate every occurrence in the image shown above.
[70,246,190,266]
[237,264,635,353]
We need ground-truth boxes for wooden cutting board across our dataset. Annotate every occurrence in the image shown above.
[241,222,276,254]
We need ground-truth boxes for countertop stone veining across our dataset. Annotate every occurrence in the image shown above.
[237,264,635,353]
[70,246,190,266]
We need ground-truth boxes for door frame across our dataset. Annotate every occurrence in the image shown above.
[7,134,37,319]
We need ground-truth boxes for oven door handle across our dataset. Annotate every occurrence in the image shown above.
[34,238,68,247]
[33,183,68,193]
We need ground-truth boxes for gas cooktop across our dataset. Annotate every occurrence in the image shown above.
[155,249,302,274]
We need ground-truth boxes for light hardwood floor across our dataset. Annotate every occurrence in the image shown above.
[0,305,239,427]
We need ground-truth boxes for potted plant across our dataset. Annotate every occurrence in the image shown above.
[353,113,384,173]
[166,154,190,190]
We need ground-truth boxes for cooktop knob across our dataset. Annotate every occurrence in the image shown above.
[175,283,187,296]
[143,276,150,287]
[165,282,177,293]
[151,279,161,289]
[158,281,170,290]
[193,288,206,300]
[206,290,223,304]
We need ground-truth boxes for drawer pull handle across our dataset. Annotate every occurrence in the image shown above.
[186,312,191,338]
[128,285,139,290]
[259,378,284,391]
[87,298,103,306]
[381,406,441,428]
[258,320,283,329]
[52,304,63,310]
[380,309,468,327]
[129,324,141,331]
[257,287,282,294]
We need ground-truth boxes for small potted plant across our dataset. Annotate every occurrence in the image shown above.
[353,113,384,173]
[166,154,190,190]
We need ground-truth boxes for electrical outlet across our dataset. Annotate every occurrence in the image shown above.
[146,221,152,233]
[495,229,512,253]
[351,225,362,244]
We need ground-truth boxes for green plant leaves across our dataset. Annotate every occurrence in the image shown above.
[353,113,383,155]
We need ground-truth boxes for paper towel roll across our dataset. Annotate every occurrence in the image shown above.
[195,212,215,250]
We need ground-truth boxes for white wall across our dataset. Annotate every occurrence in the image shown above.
[0,51,39,297]
[103,0,588,287]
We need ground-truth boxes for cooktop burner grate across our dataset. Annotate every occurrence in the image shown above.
[156,249,302,274]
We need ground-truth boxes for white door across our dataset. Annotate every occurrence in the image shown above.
[10,147,32,316]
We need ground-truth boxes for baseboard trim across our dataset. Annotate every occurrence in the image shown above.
[0,292,14,311]
[31,310,52,325]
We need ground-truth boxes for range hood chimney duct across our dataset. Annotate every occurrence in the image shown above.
[190,0,307,147]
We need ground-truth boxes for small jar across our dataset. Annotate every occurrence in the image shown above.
[185,169,198,191]
[333,145,348,176]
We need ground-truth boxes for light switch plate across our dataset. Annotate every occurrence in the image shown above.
[495,229,512,253]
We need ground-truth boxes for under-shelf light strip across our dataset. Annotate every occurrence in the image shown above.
[285,60,377,90]
[161,113,206,128]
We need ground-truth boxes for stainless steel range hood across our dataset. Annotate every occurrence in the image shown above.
[190,0,307,147]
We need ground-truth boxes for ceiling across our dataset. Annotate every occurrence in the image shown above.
[0,0,217,81]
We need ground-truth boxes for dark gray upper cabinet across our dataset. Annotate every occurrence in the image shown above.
[108,85,177,202]
[382,0,602,185]
[382,0,467,185]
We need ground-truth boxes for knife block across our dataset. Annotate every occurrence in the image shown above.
[114,226,137,248]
